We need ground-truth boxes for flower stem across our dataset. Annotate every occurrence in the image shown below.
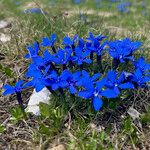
[63,64,67,70]
[97,55,103,73]
[52,46,56,53]
[16,92,26,117]
[58,88,65,99]
[80,64,83,70]
[50,62,58,73]
[72,45,75,55]
[90,52,93,60]
[46,86,57,96]
[112,58,120,69]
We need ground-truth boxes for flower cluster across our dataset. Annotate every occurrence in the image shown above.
[2,32,150,111]
[117,1,132,13]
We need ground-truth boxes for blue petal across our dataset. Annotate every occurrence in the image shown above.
[3,84,14,90]
[77,60,83,65]
[75,47,82,56]
[107,70,117,82]
[62,36,72,45]
[84,59,92,64]
[143,76,150,82]
[83,51,90,57]
[78,90,93,99]
[3,89,16,96]
[43,50,54,62]
[119,82,134,89]
[59,81,68,88]
[82,70,89,78]
[72,71,81,80]
[91,73,101,81]
[52,84,59,90]
[15,80,24,88]
[82,79,94,91]
[105,82,114,88]
[96,78,107,89]
[41,37,51,46]
[35,83,45,92]
[60,70,71,80]
[34,42,40,53]
[24,53,30,59]
[43,65,51,76]
[24,81,33,88]
[93,97,103,111]
[134,69,143,79]
[118,72,125,83]
[114,87,120,95]
[69,85,77,94]
[57,50,64,59]
[101,89,118,98]
[32,57,43,66]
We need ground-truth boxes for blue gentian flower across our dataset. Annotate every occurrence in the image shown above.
[105,70,134,95]
[95,0,101,8]
[25,66,53,92]
[41,34,57,47]
[2,80,25,113]
[86,32,106,53]
[78,38,85,49]
[31,50,56,68]
[131,69,150,88]
[14,1,21,5]
[73,0,81,4]
[25,63,42,77]
[117,2,132,13]
[57,70,81,94]
[25,42,40,59]
[67,71,81,94]
[53,49,72,65]
[72,47,92,65]
[111,0,118,2]
[86,32,107,61]
[3,80,25,96]
[62,35,78,48]
[43,50,57,65]
[77,70,101,86]
[24,8,46,14]
[134,57,150,73]
[108,38,141,63]
[78,77,118,111]
[86,32,106,42]
[51,70,71,90]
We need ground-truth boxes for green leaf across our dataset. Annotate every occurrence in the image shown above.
[39,102,50,118]
[0,64,3,70]
[140,105,150,125]
[0,64,13,77]
[100,131,107,142]
[39,124,51,135]
[123,118,134,134]
[10,106,24,122]
[0,124,6,133]
[4,67,13,77]
[109,100,118,109]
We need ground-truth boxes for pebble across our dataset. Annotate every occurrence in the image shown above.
[0,20,11,29]
[0,33,11,43]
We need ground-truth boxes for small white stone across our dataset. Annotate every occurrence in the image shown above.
[127,107,141,120]
[0,33,11,42]
[0,20,11,29]
[26,87,51,115]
